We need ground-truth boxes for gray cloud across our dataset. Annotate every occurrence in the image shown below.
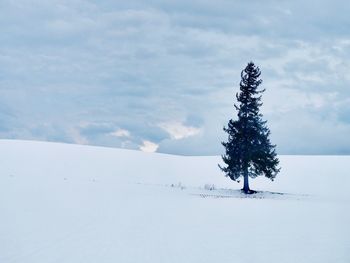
[0,0,349,154]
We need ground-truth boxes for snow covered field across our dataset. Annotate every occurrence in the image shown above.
[0,140,349,263]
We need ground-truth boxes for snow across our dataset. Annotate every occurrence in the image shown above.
[0,139,349,263]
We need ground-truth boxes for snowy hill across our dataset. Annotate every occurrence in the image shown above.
[0,140,349,263]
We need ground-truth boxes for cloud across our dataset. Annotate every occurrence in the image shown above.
[110,128,130,138]
[159,121,201,140]
[139,140,159,153]
[68,127,89,145]
[0,0,349,155]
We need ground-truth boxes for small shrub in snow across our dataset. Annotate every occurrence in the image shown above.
[178,182,186,190]
[170,182,186,190]
[204,184,215,191]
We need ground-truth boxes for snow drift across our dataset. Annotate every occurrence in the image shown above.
[0,140,349,263]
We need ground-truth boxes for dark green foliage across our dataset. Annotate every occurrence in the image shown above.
[219,62,280,191]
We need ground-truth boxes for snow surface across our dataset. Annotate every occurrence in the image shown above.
[0,139,349,263]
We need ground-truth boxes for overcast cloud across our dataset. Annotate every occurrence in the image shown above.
[0,0,350,155]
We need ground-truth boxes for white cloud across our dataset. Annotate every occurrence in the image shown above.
[139,140,159,153]
[1,1,350,154]
[68,128,89,145]
[263,88,337,114]
[159,121,201,140]
[110,128,130,138]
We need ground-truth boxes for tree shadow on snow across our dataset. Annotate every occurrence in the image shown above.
[191,188,308,200]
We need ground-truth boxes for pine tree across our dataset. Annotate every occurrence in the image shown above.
[219,62,280,194]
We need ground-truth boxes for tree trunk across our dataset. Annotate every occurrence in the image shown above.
[242,168,250,193]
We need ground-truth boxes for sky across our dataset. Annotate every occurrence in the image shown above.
[1,0,350,155]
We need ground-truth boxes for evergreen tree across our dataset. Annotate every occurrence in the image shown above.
[219,62,280,194]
